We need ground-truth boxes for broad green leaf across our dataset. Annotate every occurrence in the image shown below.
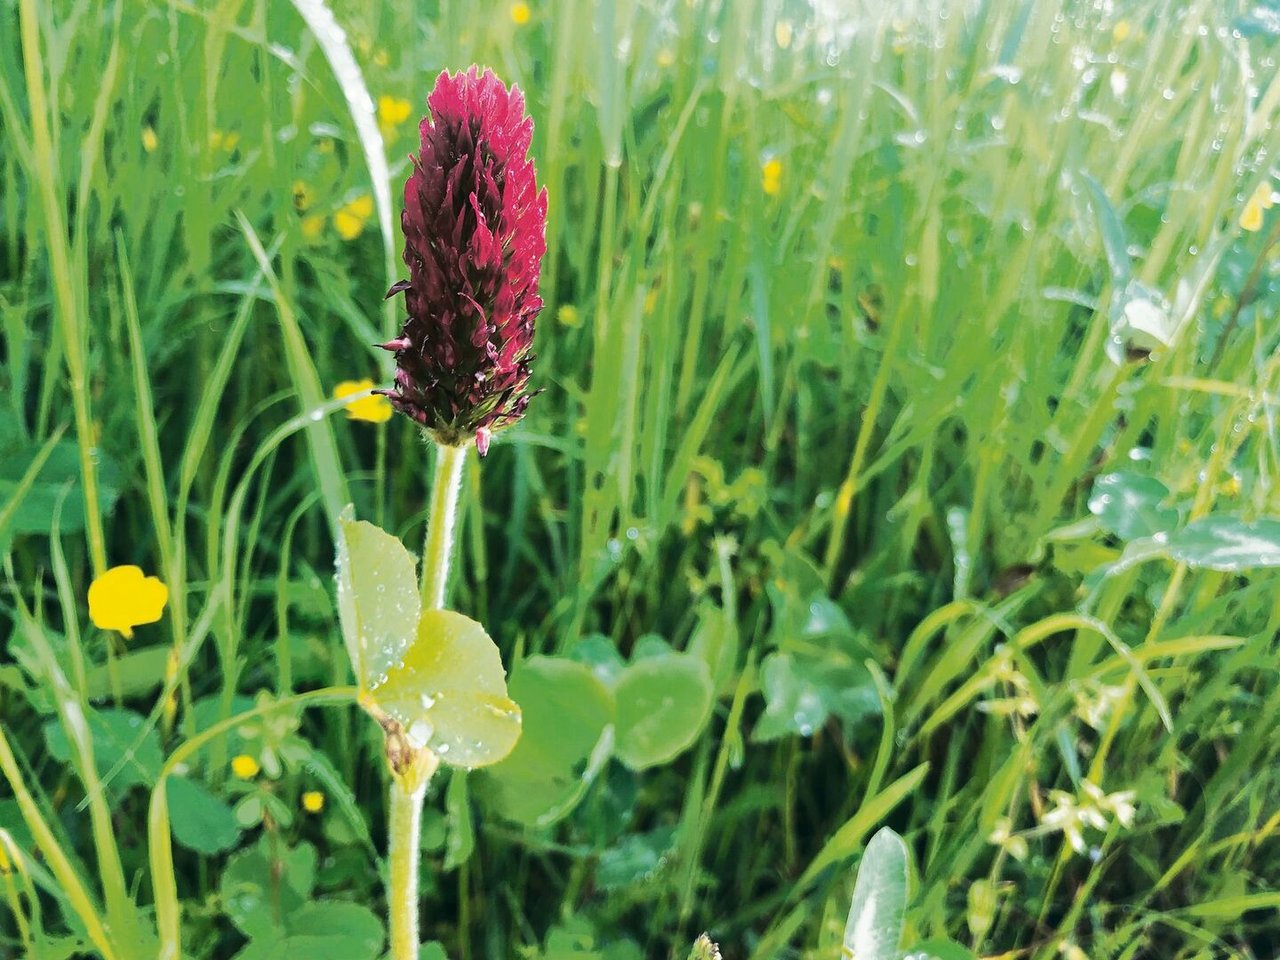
[1164,516,1280,571]
[84,645,170,701]
[482,656,614,826]
[220,838,317,939]
[43,707,162,791]
[232,911,383,960]
[368,609,521,769]
[842,827,909,960]
[911,938,976,960]
[753,652,880,742]
[613,653,712,770]
[0,438,122,539]
[335,508,421,694]
[1087,472,1178,541]
[167,776,242,855]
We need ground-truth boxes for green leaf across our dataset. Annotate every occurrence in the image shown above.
[444,771,474,870]
[842,827,909,960]
[84,645,170,701]
[0,438,122,540]
[1164,516,1280,571]
[43,707,162,791]
[167,776,242,855]
[1087,472,1178,541]
[613,653,712,770]
[481,656,615,826]
[220,838,317,939]
[911,938,976,960]
[367,609,521,769]
[335,508,421,695]
[753,652,880,742]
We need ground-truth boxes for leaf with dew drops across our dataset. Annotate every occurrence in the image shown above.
[335,506,421,696]
[367,609,521,768]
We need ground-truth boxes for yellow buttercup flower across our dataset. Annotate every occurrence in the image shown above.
[334,211,364,240]
[87,566,168,639]
[761,158,783,196]
[1240,181,1274,232]
[557,304,581,328]
[141,126,158,153]
[510,2,531,25]
[334,378,393,423]
[378,95,412,133]
[301,215,326,241]
[231,754,260,779]
[348,195,374,218]
[334,194,375,240]
[301,790,326,813]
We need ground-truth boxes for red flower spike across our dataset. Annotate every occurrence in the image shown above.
[383,67,547,455]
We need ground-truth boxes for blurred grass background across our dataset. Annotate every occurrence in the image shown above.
[2,0,1280,958]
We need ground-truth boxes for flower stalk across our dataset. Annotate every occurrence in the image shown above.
[380,64,544,960]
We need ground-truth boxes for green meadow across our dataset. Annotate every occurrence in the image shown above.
[2,0,1280,958]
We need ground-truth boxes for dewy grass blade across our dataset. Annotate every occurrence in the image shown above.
[289,0,397,331]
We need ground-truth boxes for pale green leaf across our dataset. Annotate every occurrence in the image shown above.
[368,610,521,769]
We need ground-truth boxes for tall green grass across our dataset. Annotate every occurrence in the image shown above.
[2,1,1279,958]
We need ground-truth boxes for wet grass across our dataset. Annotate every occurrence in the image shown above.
[2,0,1280,958]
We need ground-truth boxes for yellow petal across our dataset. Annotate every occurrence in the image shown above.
[301,214,326,241]
[510,2,531,24]
[231,754,260,779]
[301,790,325,813]
[762,158,783,196]
[377,95,413,128]
[1113,20,1131,42]
[1239,197,1264,232]
[333,209,366,241]
[334,378,393,423]
[1252,180,1275,210]
[87,566,168,639]
[141,127,158,154]
[348,194,374,218]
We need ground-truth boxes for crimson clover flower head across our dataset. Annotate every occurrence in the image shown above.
[379,67,547,456]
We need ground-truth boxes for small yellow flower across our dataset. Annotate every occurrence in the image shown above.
[209,129,240,152]
[1240,181,1274,232]
[334,210,364,240]
[334,194,375,240]
[1220,474,1242,498]
[141,126,158,153]
[333,378,393,423]
[87,566,168,639]
[510,2,531,25]
[377,95,413,132]
[316,137,335,154]
[292,181,314,213]
[301,790,325,813]
[557,304,581,328]
[1112,20,1131,42]
[775,20,793,49]
[231,754,260,779]
[761,158,783,196]
[301,214,326,241]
